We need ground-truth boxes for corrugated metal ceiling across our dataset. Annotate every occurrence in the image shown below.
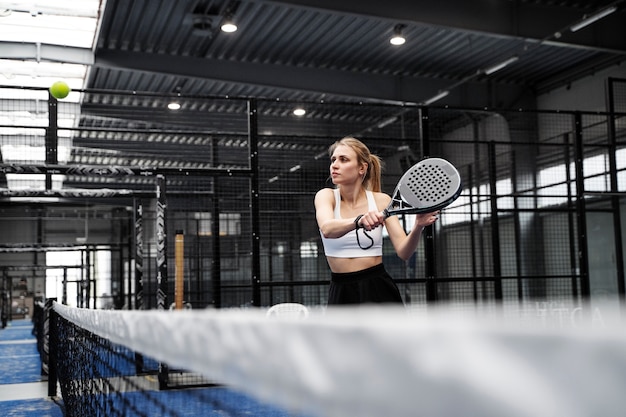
[89,0,626,105]
[2,0,625,194]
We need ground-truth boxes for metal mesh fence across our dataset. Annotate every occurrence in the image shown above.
[1,81,626,311]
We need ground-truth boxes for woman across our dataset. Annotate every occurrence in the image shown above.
[315,137,439,305]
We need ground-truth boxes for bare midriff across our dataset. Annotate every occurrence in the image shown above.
[326,256,383,273]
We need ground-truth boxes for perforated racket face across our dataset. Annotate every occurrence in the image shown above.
[397,158,462,209]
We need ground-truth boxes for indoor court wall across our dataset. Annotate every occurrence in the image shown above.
[0,81,625,315]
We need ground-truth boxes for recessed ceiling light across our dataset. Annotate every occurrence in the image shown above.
[221,21,237,33]
[570,6,617,32]
[293,108,306,116]
[168,102,181,110]
[390,24,406,46]
[390,35,405,45]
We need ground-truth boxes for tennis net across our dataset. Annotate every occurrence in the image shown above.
[49,301,626,417]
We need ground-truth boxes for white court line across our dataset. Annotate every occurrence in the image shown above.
[0,382,49,401]
[0,339,37,345]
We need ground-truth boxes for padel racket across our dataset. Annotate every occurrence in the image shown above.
[383,157,462,218]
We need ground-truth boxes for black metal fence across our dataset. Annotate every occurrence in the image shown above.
[1,80,625,312]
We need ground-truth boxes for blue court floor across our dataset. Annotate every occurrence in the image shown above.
[0,319,63,417]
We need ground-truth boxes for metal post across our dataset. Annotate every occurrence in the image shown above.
[211,180,222,308]
[248,99,261,306]
[46,93,58,190]
[488,141,503,301]
[134,198,144,310]
[155,175,169,389]
[605,78,625,302]
[419,107,438,302]
[156,175,168,311]
[573,112,590,298]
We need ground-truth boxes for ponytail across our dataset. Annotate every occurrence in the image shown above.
[366,153,383,192]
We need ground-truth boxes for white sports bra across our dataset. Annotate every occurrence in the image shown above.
[320,189,384,257]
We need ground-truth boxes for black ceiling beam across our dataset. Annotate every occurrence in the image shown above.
[94,49,524,107]
[95,49,447,104]
[268,0,626,54]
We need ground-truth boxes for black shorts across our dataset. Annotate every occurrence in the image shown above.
[328,263,403,305]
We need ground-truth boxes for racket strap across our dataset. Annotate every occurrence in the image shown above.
[356,228,374,250]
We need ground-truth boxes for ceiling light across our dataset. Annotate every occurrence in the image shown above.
[377,116,397,128]
[570,6,618,32]
[168,102,181,110]
[390,24,406,46]
[390,35,405,46]
[293,107,306,116]
[10,197,61,203]
[221,19,237,33]
[483,56,519,75]
[422,90,449,105]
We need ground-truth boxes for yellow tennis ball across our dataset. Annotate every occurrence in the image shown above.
[49,81,71,99]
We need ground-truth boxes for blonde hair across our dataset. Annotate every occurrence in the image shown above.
[328,137,383,192]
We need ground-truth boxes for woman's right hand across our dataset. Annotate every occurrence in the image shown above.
[359,210,385,230]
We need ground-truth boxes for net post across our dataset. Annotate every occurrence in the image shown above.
[0,272,7,328]
[46,299,58,398]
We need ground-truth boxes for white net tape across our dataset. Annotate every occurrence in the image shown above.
[54,302,626,417]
